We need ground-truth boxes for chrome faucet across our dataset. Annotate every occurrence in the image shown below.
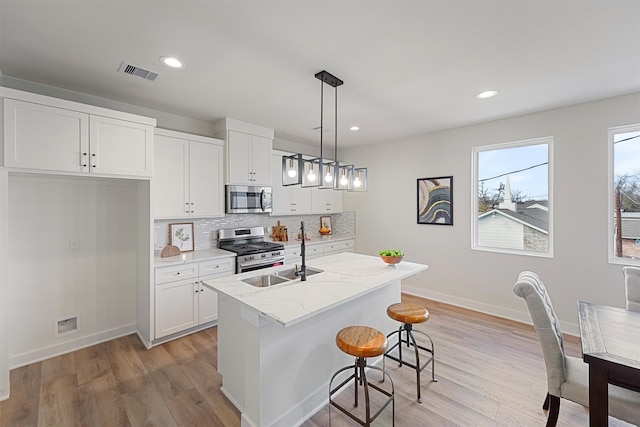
[298,220,307,281]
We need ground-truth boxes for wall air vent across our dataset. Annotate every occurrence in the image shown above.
[117,61,160,82]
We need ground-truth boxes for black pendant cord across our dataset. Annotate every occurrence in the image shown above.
[320,77,324,167]
[335,84,338,181]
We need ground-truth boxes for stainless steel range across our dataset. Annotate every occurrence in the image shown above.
[218,226,285,273]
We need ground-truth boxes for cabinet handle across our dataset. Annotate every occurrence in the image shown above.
[91,153,96,168]
[81,153,88,167]
[176,272,180,275]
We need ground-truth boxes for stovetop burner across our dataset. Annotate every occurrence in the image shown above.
[217,226,284,256]
[219,241,284,256]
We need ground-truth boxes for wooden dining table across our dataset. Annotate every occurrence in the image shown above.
[577,301,640,426]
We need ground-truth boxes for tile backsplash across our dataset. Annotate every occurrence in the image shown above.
[154,212,355,251]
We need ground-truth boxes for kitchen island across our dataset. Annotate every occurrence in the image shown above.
[203,252,428,427]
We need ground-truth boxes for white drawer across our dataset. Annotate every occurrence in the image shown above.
[305,244,324,258]
[323,240,354,254]
[155,263,199,285]
[200,257,234,276]
[285,246,301,257]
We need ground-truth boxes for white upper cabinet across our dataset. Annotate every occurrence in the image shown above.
[213,117,274,186]
[227,130,271,185]
[271,151,312,215]
[3,93,155,178]
[153,129,224,219]
[4,99,89,173]
[89,115,152,176]
[311,186,343,214]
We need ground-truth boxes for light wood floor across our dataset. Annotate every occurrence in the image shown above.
[0,294,634,426]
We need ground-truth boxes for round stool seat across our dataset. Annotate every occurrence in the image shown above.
[336,326,388,358]
[387,302,429,324]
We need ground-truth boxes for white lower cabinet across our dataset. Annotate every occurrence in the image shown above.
[154,257,233,340]
[284,239,354,264]
[323,239,355,255]
[155,279,200,337]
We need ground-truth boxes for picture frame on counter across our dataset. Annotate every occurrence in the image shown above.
[417,176,453,226]
[320,215,332,235]
[169,222,195,252]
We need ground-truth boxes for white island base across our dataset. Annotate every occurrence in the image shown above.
[204,253,428,427]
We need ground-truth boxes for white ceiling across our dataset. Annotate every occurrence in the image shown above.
[1,0,639,148]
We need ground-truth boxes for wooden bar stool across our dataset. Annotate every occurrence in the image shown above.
[382,302,436,403]
[329,326,395,426]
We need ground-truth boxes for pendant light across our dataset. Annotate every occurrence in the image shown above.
[281,70,367,192]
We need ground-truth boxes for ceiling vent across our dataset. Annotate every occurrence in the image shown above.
[117,62,160,82]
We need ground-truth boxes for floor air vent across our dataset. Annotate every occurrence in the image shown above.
[117,61,160,82]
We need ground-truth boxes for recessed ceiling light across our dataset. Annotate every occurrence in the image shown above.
[350,126,360,131]
[476,90,498,99]
[160,56,183,68]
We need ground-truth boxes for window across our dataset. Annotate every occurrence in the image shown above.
[472,137,553,257]
[609,124,640,264]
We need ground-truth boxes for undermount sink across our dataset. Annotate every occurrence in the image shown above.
[274,266,324,280]
[241,267,324,287]
[242,274,290,288]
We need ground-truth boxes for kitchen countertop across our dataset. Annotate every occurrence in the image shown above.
[154,247,236,267]
[202,252,427,327]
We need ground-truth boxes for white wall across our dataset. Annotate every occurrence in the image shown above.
[7,175,139,367]
[342,92,640,334]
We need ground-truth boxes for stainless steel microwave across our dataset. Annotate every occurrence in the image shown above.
[225,185,273,214]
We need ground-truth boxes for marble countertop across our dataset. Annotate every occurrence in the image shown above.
[202,252,428,328]
[154,247,236,267]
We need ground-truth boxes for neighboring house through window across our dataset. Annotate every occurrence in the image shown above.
[472,137,553,257]
[609,124,640,264]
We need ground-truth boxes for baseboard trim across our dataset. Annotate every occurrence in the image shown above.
[401,285,580,336]
[9,323,137,369]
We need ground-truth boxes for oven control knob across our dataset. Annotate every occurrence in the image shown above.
[261,253,266,258]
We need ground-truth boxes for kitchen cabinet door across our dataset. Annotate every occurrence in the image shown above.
[271,152,312,215]
[189,140,224,217]
[153,129,225,219]
[227,130,252,184]
[227,130,272,185]
[4,98,89,173]
[153,135,189,218]
[312,186,343,214]
[155,279,199,338]
[249,135,271,185]
[198,276,220,324]
[4,96,154,177]
[291,184,312,214]
[89,115,153,177]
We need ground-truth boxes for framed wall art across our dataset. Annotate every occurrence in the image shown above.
[169,222,194,252]
[417,176,453,226]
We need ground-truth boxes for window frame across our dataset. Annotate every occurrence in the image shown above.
[471,136,554,258]
[608,123,640,266]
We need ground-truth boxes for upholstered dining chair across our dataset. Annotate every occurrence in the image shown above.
[622,266,640,312]
[513,271,640,427]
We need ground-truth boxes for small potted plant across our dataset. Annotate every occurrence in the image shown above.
[379,249,404,267]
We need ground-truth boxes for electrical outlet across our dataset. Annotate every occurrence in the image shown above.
[69,240,80,252]
[415,272,422,280]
